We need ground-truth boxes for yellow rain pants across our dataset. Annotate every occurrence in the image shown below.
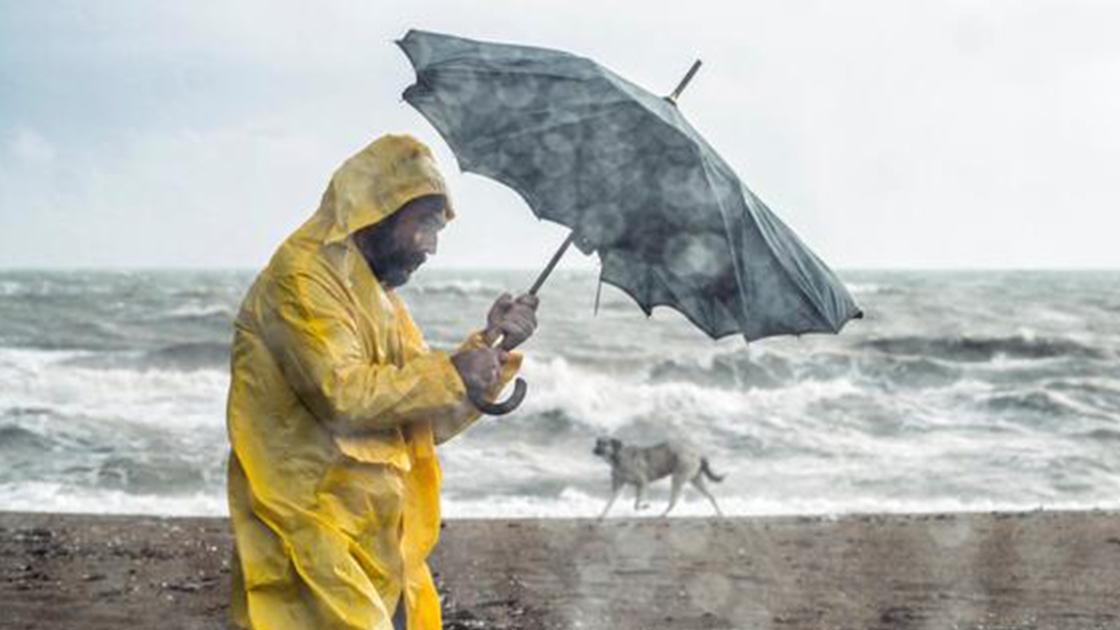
[226,134,520,630]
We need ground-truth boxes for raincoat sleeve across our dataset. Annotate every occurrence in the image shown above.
[260,270,469,433]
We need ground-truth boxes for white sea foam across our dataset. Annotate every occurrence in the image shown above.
[406,488,1120,520]
[0,481,229,517]
[5,480,1113,520]
[163,303,233,319]
[0,348,228,430]
[515,354,862,432]
[846,282,888,294]
[411,279,502,297]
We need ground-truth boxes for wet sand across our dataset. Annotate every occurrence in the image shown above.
[1,510,1118,629]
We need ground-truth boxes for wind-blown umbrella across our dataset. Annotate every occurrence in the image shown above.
[397,29,862,413]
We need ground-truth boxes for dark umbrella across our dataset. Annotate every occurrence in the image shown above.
[398,29,862,414]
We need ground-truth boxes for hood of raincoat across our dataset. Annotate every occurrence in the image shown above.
[318,134,454,247]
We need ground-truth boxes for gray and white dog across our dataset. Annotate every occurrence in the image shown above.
[592,437,725,519]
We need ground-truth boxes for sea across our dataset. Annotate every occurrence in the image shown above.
[1,269,1118,518]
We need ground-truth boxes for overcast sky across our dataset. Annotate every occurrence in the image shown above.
[2,1,1118,270]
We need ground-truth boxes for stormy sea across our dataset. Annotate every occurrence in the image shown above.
[1,269,1118,518]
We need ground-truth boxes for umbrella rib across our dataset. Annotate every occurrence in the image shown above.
[691,148,753,337]
[692,142,834,336]
[426,64,593,83]
[740,189,836,331]
[596,70,708,151]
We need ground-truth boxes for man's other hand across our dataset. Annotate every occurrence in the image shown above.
[486,293,539,350]
[451,347,507,393]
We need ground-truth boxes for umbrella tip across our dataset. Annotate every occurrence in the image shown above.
[666,59,703,104]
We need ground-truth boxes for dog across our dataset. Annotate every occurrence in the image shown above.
[592,437,724,519]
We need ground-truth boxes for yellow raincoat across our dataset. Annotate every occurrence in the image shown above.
[227,135,519,630]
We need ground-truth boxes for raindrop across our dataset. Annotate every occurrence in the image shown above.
[494,76,539,109]
[659,165,707,211]
[685,572,734,613]
[663,233,731,282]
[578,202,628,248]
[667,523,709,555]
[531,132,578,177]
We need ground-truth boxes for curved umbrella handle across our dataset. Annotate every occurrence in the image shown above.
[469,378,528,415]
[468,235,571,416]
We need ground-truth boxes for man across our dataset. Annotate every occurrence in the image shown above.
[226,134,538,630]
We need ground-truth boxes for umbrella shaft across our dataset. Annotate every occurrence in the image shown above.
[528,232,576,296]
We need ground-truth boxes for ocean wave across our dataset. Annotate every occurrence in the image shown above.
[858,356,964,390]
[437,490,1115,519]
[410,279,503,297]
[0,423,54,452]
[861,334,1108,362]
[96,454,209,494]
[0,409,104,471]
[0,481,228,517]
[1047,378,1120,395]
[466,407,595,444]
[513,356,754,432]
[647,349,970,392]
[161,303,235,321]
[0,347,228,430]
[1045,378,1120,411]
[2,319,132,352]
[984,391,1081,417]
[982,389,1109,420]
[1080,428,1120,442]
[648,351,793,389]
[508,355,863,438]
[7,479,1112,520]
[61,342,231,371]
[140,342,230,370]
[846,282,897,295]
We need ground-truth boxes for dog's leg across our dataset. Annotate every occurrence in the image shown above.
[691,476,723,517]
[633,481,650,511]
[598,479,623,521]
[662,475,686,517]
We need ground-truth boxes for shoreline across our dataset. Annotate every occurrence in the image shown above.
[2,509,1118,629]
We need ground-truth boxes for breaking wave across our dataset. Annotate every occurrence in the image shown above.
[160,303,235,321]
[139,342,230,370]
[861,334,1107,362]
[60,342,231,371]
[410,279,503,297]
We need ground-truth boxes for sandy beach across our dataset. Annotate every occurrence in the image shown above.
[1,510,1118,629]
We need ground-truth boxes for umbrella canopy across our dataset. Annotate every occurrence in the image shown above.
[398,29,861,342]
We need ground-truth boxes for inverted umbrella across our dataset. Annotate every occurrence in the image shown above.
[398,30,862,414]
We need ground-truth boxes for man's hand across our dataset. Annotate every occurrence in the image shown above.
[451,347,508,394]
[486,293,539,350]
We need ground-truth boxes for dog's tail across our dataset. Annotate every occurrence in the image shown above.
[700,458,725,483]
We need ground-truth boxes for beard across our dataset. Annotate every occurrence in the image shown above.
[369,248,426,288]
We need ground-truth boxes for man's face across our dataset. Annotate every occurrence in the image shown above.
[354,195,448,288]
